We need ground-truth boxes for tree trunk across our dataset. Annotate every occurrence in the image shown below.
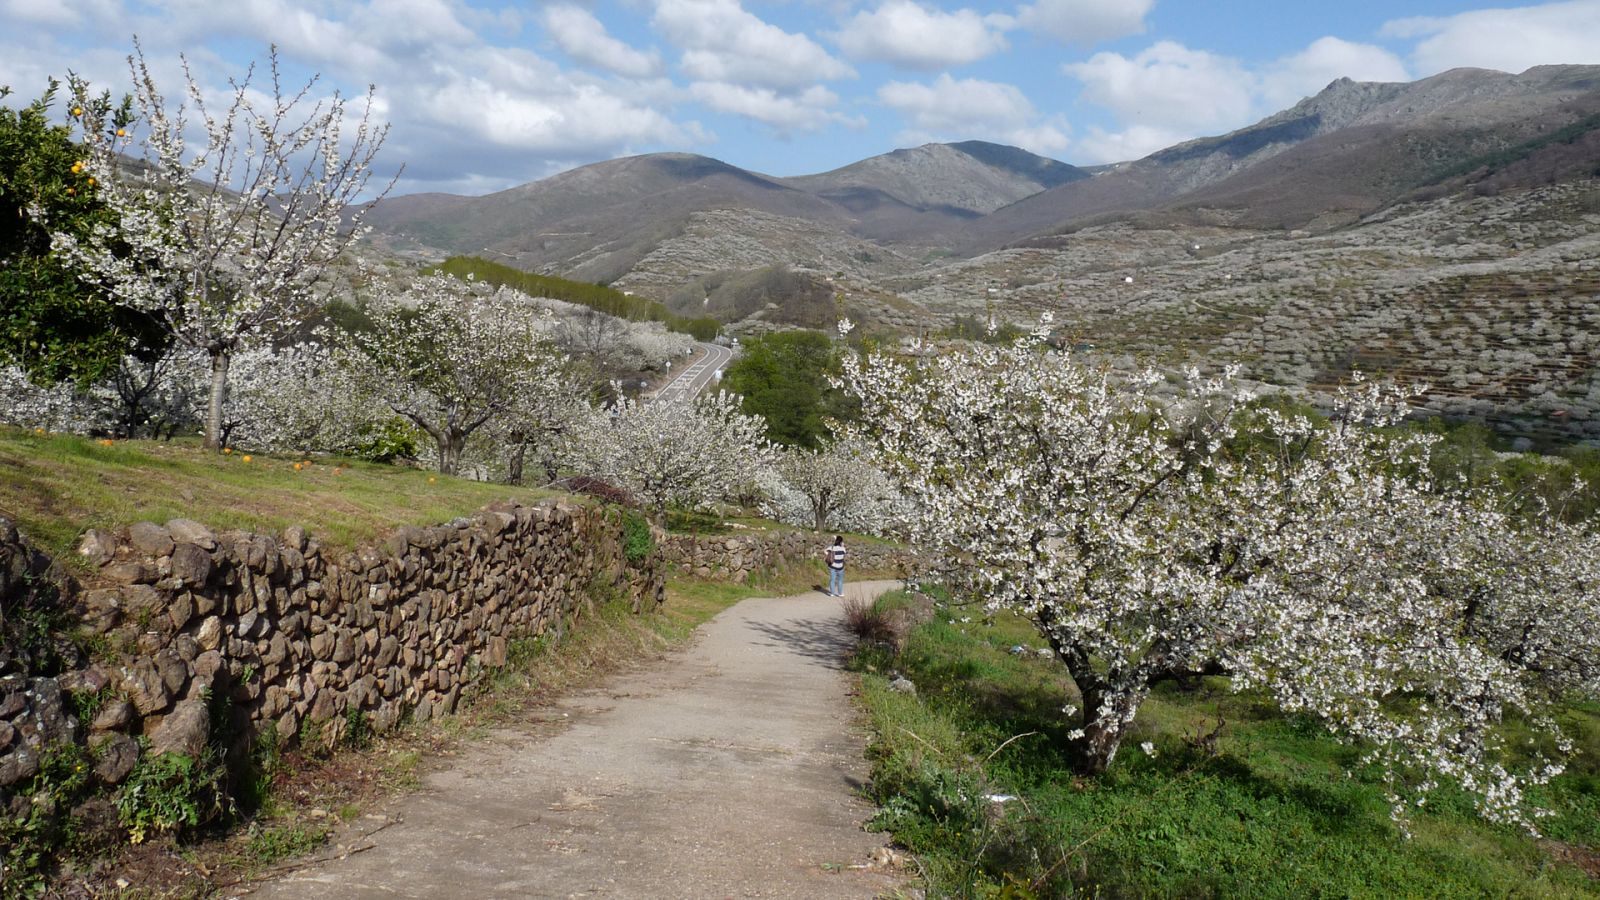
[203,349,230,450]
[506,440,527,486]
[437,434,463,476]
[1073,684,1147,775]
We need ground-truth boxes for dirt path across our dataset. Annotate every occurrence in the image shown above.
[248,580,906,899]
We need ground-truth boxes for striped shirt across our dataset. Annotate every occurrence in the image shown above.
[826,545,847,569]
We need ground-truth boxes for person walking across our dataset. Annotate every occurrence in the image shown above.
[824,535,846,597]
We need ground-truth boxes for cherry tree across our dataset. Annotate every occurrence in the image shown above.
[773,441,896,532]
[341,274,565,476]
[52,44,391,449]
[574,391,773,523]
[842,322,1599,830]
[226,341,378,454]
[489,365,595,486]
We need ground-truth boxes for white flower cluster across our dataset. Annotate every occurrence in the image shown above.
[0,366,111,433]
[842,332,1599,832]
[765,441,904,536]
[572,390,774,521]
[226,342,380,455]
[340,274,577,476]
[49,46,389,448]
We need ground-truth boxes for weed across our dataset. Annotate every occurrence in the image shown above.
[237,821,329,868]
[115,748,231,844]
[842,595,894,644]
[619,509,654,565]
[0,743,96,893]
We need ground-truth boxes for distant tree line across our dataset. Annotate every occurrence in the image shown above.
[429,256,721,342]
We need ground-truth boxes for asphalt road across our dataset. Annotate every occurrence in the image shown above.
[652,341,733,403]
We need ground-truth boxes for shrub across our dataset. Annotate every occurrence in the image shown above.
[556,475,637,507]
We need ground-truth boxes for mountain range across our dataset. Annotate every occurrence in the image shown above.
[360,64,1600,446]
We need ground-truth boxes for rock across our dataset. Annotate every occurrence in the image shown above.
[0,744,39,787]
[77,529,117,566]
[148,697,209,759]
[282,525,307,553]
[166,519,216,549]
[121,659,172,715]
[194,616,223,651]
[310,631,335,660]
[0,720,13,748]
[169,542,213,587]
[92,733,140,784]
[57,667,110,696]
[91,699,135,733]
[889,675,917,695]
[193,651,226,681]
[128,521,175,556]
[168,592,196,631]
[103,559,155,584]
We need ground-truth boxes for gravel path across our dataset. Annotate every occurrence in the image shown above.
[248,580,905,899]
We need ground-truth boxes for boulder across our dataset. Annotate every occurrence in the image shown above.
[91,699,135,733]
[76,529,118,566]
[169,542,213,587]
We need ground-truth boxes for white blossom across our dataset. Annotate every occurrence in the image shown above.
[572,390,774,522]
[50,45,390,449]
[841,331,1599,832]
[338,273,567,476]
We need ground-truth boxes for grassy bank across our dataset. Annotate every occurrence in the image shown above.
[0,427,560,563]
[854,592,1600,898]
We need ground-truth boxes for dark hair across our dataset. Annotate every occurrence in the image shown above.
[833,535,843,544]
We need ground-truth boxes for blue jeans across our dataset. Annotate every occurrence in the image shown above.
[829,567,844,596]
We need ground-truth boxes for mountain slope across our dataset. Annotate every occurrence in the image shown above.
[968,65,1600,250]
[782,141,1086,215]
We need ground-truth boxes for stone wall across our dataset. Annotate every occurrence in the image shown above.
[657,529,915,582]
[0,499,662,807]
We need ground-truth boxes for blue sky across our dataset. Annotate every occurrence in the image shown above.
[3,0,1598,195]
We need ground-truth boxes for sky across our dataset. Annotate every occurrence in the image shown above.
[3,0,1599,196]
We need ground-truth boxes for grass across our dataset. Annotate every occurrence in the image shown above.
[0,427,561,564]
[854,593,1600,898]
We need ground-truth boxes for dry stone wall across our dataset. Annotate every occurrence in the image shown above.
[658,529,915,582]
[1,499,662,809]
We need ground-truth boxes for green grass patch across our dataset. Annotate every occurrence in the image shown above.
[0,427,561,563]
[855,594,1600,898]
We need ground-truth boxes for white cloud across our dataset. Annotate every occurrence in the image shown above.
[542,5,663,78]
[1066,41,1255,134]
[1016,0,1152,45]
[653,0,854,91]
[1064,36,1413,164]
[1381,1,1600,76]
[689,82,848,131]
[832,0,1008,69]
[878,73,1068,155]
[1261,37,1410,110]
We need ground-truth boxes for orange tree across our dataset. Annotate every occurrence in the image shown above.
[0,80,163,385]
